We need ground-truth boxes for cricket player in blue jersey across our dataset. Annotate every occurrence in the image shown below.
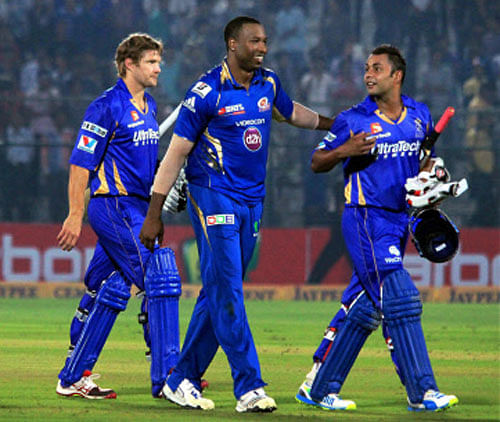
[139,16,334,412]
[56,33,181,400]
[295,45,459,412]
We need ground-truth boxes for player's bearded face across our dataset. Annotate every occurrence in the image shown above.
[132,50,162,88]
[234,23,267,72]
[364,54,397,97]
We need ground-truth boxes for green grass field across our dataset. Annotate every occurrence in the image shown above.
[0,298,498,421]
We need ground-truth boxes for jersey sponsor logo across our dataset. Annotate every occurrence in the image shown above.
[132,128,159,146]
[373,139,421,159]
[370,122,383,134]
[325,131,336,142]
[257,96,270,112]
[183,96,196,113]
[206,214,235,226]
[235,118,265,127]
[385,245,402,263]
[389,245,401,256]
[131,110,140,121]
[218,103,245,116]
[243,127,262,152]
[77,135,97,154]
[315,140,326,150]
[127,120,145,128]
[191,81,212,98]
[81,121,108,137]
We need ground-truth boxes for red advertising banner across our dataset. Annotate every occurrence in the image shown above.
[0,223,498,287]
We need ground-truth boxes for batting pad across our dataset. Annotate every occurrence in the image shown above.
[382,269,438,403]
[145,248,181,397]
[310,292,381,401]
[59,272,130,386]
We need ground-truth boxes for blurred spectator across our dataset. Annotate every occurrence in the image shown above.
[462,57,490,107]
[274,0,308,75]
[4,107,37,221]
[420,48,457,116]
[156,47,184,103]
[465,82,498,227]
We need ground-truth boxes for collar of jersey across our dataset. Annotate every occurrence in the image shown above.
[117,78,149,114]
[221,58,264,89]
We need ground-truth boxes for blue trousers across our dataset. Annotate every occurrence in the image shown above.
[67,196,152,352]
[167,184,265,399]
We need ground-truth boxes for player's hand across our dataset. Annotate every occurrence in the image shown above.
[339,132,376,157]
[57,215,82,251]
[139,216,164,252]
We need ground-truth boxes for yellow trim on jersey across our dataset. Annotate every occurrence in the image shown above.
[129,98,149,115]
[357,173,366,205]
[187,190,211,248]
[204,128,224,172]
[94,162,110,194]
[113,159,128,195]
[265,75,277,96]
[344,174,352,203]
[220,61,233,84]
[374,106,407,125]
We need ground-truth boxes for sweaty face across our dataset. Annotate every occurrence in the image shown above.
[130,49,162,88]
[233,23,267,72]
[364,54,399,97]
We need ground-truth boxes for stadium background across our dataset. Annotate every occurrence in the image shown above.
[0,0,498,296]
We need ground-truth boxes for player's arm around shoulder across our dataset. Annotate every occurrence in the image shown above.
[57,164,90,251]
[311,114,374,173]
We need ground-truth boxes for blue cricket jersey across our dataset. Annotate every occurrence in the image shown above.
[69,79,159,199]
[174,59,294,204]
[316,95,434,211]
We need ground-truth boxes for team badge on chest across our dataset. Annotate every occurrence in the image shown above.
[257,97,270,112]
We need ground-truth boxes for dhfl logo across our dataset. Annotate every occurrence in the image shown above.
[370,122,382,134]
[131,110,140,121]
[218,104,245,116]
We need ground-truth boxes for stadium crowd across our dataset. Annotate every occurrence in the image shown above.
[0,0,498,226]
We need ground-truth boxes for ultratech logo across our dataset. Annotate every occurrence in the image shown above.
[235,118,265,127]
[133,128,159,146]
[373,139,421,159]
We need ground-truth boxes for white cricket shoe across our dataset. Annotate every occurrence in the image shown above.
[295,380,356,410]
[236,388,277,413]
[407,389,458,411]
[162,378,214,410]
[56,370,116,399]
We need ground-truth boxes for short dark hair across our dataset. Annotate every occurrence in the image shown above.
[224,16,261,50]
[115,33,163,78]
[371,44,406,83]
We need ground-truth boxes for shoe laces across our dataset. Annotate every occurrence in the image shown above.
[424,390,443,399]
[180,379,201,399]
[78,371,100,390]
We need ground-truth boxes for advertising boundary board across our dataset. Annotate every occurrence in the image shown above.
[1,282,499,304]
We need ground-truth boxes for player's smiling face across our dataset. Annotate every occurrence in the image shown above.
[130,49,162,88]
[233,23,267,72]
[364,54,399,97]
